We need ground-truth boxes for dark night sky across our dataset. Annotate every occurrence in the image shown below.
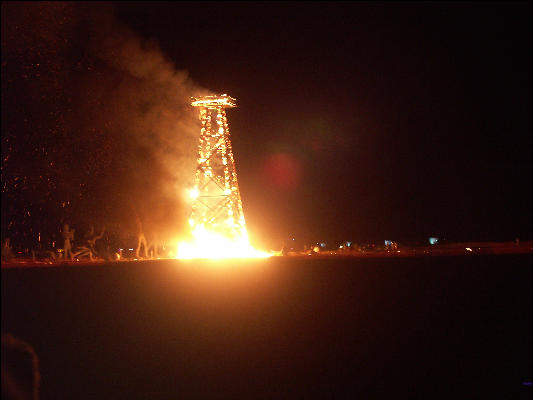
[115,1,532,245]
[2,2,532,249]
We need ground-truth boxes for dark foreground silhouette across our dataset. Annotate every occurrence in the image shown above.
[2,255,532,399]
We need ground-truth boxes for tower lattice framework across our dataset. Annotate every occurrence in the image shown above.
[189,94,246,238]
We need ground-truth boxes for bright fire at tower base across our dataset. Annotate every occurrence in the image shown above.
[177,225,271,259]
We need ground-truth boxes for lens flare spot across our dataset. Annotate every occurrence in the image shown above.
[262,153,302,190]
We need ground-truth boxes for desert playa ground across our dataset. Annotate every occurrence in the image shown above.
[2,254,532,399]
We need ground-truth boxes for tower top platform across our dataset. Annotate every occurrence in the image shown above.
[191,94,237,109]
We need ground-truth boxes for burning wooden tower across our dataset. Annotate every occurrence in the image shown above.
[189,94,246,239]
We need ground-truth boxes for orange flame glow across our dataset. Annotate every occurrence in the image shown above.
[180,94,272,260]
[176,225,271,260]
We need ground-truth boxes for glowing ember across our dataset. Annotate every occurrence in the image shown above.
[177,94,271,259]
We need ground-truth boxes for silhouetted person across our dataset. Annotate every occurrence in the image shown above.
[85,226,105,261]
[147,233,160,259]
[61,224,75,260]
[135,217,148,259]
[2,238,14,262]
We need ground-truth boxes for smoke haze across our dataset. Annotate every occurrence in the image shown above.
[2,2,208,247]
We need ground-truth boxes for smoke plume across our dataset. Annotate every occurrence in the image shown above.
[1,2,209,248]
